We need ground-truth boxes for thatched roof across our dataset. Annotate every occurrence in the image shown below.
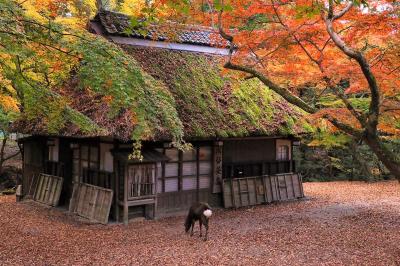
[11,12,310,141]
[124,47,306,139]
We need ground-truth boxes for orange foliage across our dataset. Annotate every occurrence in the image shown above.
[152,0,400,136]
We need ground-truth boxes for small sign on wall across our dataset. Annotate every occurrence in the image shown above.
[212,142,223,193]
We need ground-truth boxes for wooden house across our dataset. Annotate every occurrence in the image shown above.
[15,10,306,224]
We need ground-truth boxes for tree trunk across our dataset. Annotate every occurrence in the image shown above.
[364,134,400,181]
[0,137,7,176]
[349,141,374,181]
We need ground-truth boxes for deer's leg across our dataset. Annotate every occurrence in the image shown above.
[190,220,195,236]
[203,218,209,241]
[199,219,203,237]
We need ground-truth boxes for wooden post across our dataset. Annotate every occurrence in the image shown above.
[153,163,157,219]
[196,146,200,202]
[114,162,119,222]
[290,141,294,173]
[123,164,128,225]
[178,151,182,191]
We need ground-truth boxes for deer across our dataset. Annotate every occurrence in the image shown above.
[184,202,212,241]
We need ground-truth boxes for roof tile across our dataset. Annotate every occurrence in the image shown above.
[94,10,229,47]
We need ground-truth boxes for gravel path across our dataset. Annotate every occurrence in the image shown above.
[0,181,399,265]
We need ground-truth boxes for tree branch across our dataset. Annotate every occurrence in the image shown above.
[324,1,380,134]
[322,114,363,137]
[224,61,317,114]
[3,151,20,162]
[332,2,354,21]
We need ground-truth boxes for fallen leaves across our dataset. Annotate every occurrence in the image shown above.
[0,181,399,265]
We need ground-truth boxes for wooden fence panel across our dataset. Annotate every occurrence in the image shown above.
[222,174,304,208]
[69,182,113,224]
[222,180,233,208]
[33,174,63,206]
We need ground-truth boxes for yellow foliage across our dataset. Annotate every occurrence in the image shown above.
[0,95,19,112]
[119,0,147,16]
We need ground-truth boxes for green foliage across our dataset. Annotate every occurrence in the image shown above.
[295,136,398,182]
[295,3,323,19]
[317,94,370,112]
[240,14,270,30]
[309,131,352,149]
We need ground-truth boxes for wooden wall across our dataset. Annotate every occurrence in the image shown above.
[223,139,276,163]
[156,189,210,217]
[21,137,46,196]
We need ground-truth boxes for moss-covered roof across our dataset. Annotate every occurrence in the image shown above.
[125,46,306,139]
[12,37,308,141]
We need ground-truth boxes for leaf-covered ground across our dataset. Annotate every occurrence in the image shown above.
[0,181,399,265]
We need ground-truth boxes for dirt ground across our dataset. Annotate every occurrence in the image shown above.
[0,181,399,266]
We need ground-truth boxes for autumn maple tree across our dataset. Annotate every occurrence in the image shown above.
[134,0,399,178]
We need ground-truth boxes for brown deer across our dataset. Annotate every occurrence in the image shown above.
[184,202,212,241]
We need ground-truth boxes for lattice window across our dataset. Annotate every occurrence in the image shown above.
[277,145,289,161]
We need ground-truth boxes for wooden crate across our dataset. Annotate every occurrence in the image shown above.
[33,173,63,206]
[69,182,113,224]
[222,174,304,208]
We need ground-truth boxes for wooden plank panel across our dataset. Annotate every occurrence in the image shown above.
[36,174,46,203]
[46,176,54,205]
[33,174,43,202]
[69,182,113,224]
[76,184,87,214]
[285,175,295,200]
[238,179,248,207]
[69,182,79,212]
[94,190,106,222]
[90,188,100,221]
[277,176,287,200]
[269,176,277,201]
[222,180,232,208]
[291,174,300,198]
[33,174,63,207]
[254,179,262,204]
[232,180,240,208]
[262,176,270,203]
[53,178,63,206]
[100,191,113,224]
[248,179,257,205]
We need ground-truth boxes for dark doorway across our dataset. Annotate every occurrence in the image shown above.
[58,139,73,206]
